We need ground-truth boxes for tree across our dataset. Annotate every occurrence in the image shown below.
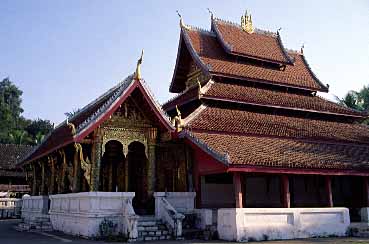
[25,119,53,144]
[0,78,24,143]
[338,85,369,112]
[0,77,54,145]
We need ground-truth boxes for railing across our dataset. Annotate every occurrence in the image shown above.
[0,198,22,218]
[122,198,139,241]
[154,192,185,239]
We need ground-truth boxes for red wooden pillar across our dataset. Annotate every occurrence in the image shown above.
[325,176,333,207]
[233,172,243,208]
[363,177,369,207]
[281,175,290,208]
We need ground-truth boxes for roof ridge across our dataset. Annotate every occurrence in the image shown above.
[184,25,215,36]
[139,79,172,122]
[76,75,134,133]
[0,144,33,148]
[300,54,329,92]
[213,17,277,37]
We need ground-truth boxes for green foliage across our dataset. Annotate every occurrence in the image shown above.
[339,85,369,112]
[0,77,53,145]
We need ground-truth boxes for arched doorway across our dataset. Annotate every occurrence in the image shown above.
[127,141,152,214]
[100,140,125,192]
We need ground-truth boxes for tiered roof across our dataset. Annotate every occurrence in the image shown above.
[166,14,369,173]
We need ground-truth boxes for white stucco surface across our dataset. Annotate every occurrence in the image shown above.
[49,192,137,238]
[160,192,196,213]
[217,208,350,242]
[21,195,49,222]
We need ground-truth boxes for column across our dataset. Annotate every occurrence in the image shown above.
[147,128,157,196]
[363,177,369,207]
[325,176,333,207]
[32,164,37,196]
[72,146,80,193]
[233,172,243,208]
[90,128,102,192]
[40,161,45,195]
[49,157,55,194]
[281,175,290,208]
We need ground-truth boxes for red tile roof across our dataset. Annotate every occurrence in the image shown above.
[204,82,364,117]
[187,106,369,144]
[191,131,369,170]
[0,144,33,177]
[183,28,327,92]
[212,18,293,65]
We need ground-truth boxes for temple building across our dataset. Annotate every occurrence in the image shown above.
[0,144,31,197]
[18,12,369,242]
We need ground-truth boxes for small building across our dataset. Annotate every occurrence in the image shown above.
[19,12,369,242]
[0,144,32,198]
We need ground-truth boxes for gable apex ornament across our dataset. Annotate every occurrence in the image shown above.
[177,10,190,30]
[241,10,254,34]
[134,49,144,80]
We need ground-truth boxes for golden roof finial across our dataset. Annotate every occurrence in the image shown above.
[197,78,203,96]
[176,105,181,117]
[177,10,190,30]
[241,10,254,34]
[134,49,144,80]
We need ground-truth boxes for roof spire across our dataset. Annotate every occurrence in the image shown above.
[134,49,144,80]
[177,10,190,30]
[207,8,214,20]
[241,10,254,34]
[301,43,305,54]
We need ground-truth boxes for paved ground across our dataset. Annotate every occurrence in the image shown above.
[1,219,369,244]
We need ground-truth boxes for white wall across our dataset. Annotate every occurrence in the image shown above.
[218,208,350,242]
[21,195,49,222]
[49,192,136,238]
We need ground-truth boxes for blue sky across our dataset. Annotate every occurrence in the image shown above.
[1,0,368,123]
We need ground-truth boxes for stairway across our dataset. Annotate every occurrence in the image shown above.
[349,222,369,237]
[137,216,172,241]
[16,216,53,232]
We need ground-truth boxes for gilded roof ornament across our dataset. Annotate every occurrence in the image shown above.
[177,10,190,30]
[67,122,76,136]
[301,43,305,54]
[197,78,203,96]
[172,105,184,132]
[134,49,144,80]
[241,10,254,34]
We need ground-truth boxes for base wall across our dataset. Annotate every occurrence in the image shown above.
[218,208,350,242]
[49,192,135,238]
[21,195,49,222]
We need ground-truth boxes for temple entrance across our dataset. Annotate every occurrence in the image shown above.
[100,140,125,192]
[127,141,152,215]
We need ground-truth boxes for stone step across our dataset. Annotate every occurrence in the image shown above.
[137,235,172,241]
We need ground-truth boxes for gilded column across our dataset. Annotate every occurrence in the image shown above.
[147,127,157,195]
[90,128,102,191]
[72,145,80,193]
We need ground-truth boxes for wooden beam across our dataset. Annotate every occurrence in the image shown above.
[325,176,333,207]
[233,172,243,208]
[281,175,290,208]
